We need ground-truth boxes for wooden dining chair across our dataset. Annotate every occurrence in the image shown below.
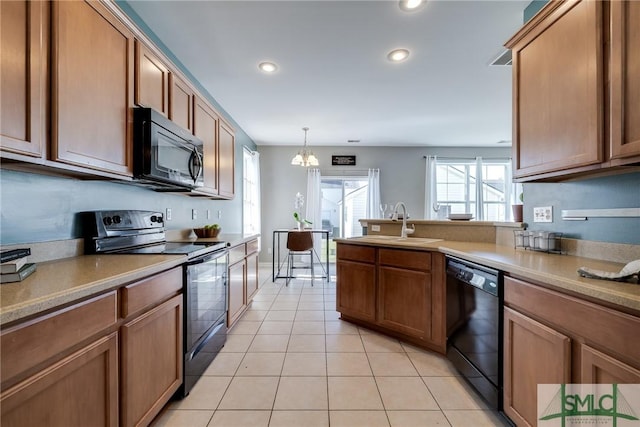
[285,231,314,286]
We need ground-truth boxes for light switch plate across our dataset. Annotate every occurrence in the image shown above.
[533,206,553,223]
[192,209,197,220]
[165,208,172,221]
[371,224,381,232]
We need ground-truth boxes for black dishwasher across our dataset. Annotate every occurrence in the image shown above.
[446,256,503,410]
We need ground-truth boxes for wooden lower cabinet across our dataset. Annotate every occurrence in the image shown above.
[120,294,183,427]
[246,252,259,302]
[336,259,376,322]
[580,344,640,384]
[503,275,640,426]
[378,266,431,339]
[1,333,119,427]
[503,307,571,427]
[336,243,445,352]
[228,259,246,326]
[227,239,261,328]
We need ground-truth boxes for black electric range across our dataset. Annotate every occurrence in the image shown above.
[82,210,226,257]
[82,209,229,398]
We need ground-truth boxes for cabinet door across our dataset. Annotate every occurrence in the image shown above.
[503,307,571,427]
[228,260,246,327]
[378,266,431,340]
[509,0,603,179]
[169,73,194,132]
[336,260,376,322]
[193,96,219,195]
[218,119,235,199]
[1,333,118,427]
[581,344,640,384]
[246,252,259,303]
[134,40,169,115]
[120,294,183,427]
[0,0,46,158]
[52,0,134,176]
[609,1,640,160]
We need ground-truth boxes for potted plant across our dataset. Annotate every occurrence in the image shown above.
[293,192,312,230]
[512,192,524,222]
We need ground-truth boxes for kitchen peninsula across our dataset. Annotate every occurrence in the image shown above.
[335,220,640,426]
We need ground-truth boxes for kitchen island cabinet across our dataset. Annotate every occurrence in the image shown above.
[503,275,640,426]
[336,243,446,353]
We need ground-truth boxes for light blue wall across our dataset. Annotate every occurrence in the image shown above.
[522,172,640,245]
[0,2,257,246]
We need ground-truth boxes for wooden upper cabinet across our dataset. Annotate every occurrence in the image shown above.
[218,119,235,199]
[0,0,47,158]
[51,0,134,176]
[609,1,640,161]
[134,40,169,116]
[169,73,194,133]
[193,96,219,195]
[506,0,604,180]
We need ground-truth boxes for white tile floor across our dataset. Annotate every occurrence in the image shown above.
[151,267,509,427]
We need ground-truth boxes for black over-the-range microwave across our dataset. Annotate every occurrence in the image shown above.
[133,107,204,191]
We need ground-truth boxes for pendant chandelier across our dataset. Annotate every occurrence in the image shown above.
[291,127,319,167]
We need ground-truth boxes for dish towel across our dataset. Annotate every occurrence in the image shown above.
[577,259,640,283]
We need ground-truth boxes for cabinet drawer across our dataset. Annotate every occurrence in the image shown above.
[379,248,431,271]
[121,267,182,318]
[1,291,117,385]
[247,239,259,255]
[337,244,375,263]
[229,244,246,264]
[504,276,640,365]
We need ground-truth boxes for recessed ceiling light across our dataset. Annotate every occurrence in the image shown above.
[399,0,425,12]
[258,62,278,73]
[387,49,410,62]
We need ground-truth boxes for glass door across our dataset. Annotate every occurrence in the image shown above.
[321,177,368,240]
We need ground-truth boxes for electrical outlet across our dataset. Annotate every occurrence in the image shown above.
[206,209,211,220]
[533,206,553,223]
[371,224,381,232]
[192,209,197,220]
[165,208,172,221]
[217,210,222,219]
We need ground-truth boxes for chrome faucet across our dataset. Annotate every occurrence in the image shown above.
[391,202,415,238]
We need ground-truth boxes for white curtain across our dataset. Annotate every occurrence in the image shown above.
[305,168,322,228]
[306,168,322,255]
[475,157,484,220]
[243,148,261,238]
[366,168,381,219]
[423,156,438,219]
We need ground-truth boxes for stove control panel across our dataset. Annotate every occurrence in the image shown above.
[86,210,165,238]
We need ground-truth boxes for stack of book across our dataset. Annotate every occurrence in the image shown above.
[1,249,36,284]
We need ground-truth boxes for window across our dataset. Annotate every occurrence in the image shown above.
[434,158,513,221]
[243,148,260,236]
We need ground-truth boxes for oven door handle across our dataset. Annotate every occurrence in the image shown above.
[187,251,228,265]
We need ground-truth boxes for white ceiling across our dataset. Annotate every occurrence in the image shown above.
[126,0,528,147]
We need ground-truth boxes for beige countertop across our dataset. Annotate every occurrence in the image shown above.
[0,233,260,327]
[337,236,640,314]
[170,233,260,248]
[0,254,186,326]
